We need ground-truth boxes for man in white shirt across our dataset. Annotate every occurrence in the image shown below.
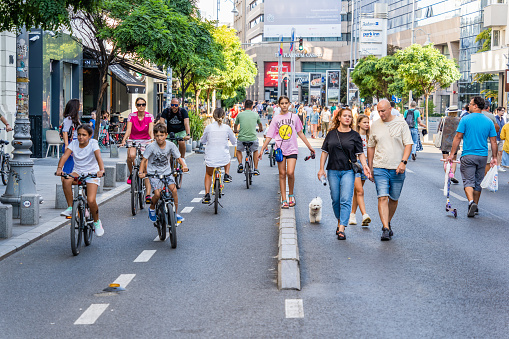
[390,101,401,116]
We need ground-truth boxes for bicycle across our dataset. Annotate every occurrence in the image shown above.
[0,133,10,185]
[210,166,224,214]
[268,141,276,168]
[126,140,147,216]
[242,142,254,189]
[56,173,99,256]
[168,133,184,189]
[146,173,179,248]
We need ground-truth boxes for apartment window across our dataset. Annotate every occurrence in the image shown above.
[250,34,263,44]
[425,6,434,18]
[249,0,263,11]
[250,15,264,29]
[443,45,450,58]
[493,29,500,47]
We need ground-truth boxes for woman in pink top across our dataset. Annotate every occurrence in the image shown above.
[120,97,155,201]
[259,96,315,208]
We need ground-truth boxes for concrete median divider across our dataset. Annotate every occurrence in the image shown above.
[0,204,13,238]
[20,194,41,226]
[116,162,127,182]
[104,166,116,187]
[277,207,301,290]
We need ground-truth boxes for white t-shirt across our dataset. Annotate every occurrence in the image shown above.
[321,110,331,123]
[68,139,100,174]
[360,134,368,157]
[274,107,281,115]
[62,116,78,140]
[391,108,401,116]
[200,122,237,168]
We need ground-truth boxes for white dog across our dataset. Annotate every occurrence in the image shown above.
[309,197,323,223]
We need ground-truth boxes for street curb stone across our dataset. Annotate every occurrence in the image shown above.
[0,183,130,261]
[277,206,301,290]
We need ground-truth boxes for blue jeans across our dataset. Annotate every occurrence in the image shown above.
[409,128,419,157]
[373,168,406,201]
[327,169,355,226]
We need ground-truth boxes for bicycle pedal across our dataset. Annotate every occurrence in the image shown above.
[66,216,72,219]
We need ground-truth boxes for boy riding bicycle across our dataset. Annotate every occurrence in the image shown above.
[139,123,188,223]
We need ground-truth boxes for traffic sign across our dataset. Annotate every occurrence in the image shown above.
[391,95,402,103]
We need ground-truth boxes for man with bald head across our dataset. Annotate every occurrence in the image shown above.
[367,99,413,241]
[160,98,191,159]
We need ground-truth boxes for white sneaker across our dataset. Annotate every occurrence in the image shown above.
[60,207,72,217]
[94,220,104,237]
[348,213,357,225]
[498,166,506,172]
[362,214,371,226]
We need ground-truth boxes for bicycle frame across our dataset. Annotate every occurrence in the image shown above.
[211,167,224,195]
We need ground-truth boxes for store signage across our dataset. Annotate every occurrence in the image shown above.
[359,43,384,56]
[361,31,382,43]
[264,62,291,87]
[274,53,323,58]
[326,70,340,105]
[360,18,383,31]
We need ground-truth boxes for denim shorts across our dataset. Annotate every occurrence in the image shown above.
[355,160,368,181]
[373,168,406,201]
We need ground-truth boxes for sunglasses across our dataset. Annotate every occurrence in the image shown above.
[136,103,146,107]
[171,104,179,107]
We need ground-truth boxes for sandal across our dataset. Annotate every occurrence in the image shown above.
[288,194,296,207]
[281,200,289,209]
[337,231,346,240]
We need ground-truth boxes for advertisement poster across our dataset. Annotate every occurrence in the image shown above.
[326,70,340,105]
[264,62,291,87]
[309,72,322,104]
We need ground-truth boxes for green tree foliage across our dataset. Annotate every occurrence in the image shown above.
[396,44,460,123]
[221,87,247,109]
[475,28,491,53]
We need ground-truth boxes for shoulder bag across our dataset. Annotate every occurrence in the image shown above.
[434,117,444,148]
[336,130,362,173]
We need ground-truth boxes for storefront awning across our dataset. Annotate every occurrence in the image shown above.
[109,64,146,94]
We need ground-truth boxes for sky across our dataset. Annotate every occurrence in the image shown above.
[197,0,234,23]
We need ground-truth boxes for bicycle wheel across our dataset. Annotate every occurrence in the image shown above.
[70,200,83,256]
[175,161,183,189]
[244,161,250,189]
[83,207,93,246]
[249,156,253,185]
[167,203,177,248]
[158,202,167,241]
[131,170,138,216]
[214,177,220,214]
[138,176,146,210]
[1,155,8,185]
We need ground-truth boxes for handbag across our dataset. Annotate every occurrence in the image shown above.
[336,130,362,174]
[434,118,444,148]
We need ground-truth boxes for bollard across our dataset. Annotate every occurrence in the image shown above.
[104,166,116,187]
[110,143,119,158]
[20,194,41,226]
[55,183,68,209]
[0,203,13,238]
[116,162,127,182]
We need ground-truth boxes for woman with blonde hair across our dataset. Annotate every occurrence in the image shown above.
[200,108,237,204]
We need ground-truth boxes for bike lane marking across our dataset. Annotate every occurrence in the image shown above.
[199,190,206,195]
[74,304,109,325]
[440,189,467,202]
[112,274,136,288]
[133,250,156,262]
[285,299,304,318]
[191,198,202,203]
[180,207,194,213]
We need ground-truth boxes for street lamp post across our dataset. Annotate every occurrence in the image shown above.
[216,0,239,27]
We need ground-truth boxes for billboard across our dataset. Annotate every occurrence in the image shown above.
[264,0,341,38]
[326,70,340,105]
[264,62,291,87]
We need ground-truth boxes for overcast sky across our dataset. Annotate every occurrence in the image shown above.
[197,0,234,23]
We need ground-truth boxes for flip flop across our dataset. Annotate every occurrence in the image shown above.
[288,194,296,207]
[281,200,289,209]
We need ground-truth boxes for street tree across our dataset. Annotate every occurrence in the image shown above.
[397,44,460,124]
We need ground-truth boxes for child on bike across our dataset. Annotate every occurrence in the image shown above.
[56,124,105,236]
[139,123,189,223]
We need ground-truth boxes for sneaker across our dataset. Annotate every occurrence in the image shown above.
[202,193,211,204]
[348,213,357,225]
[237,164,244,173]
[127,178,132,185]
[411,153,416,161]
[176,214,185,223]
[468,202,477,218]
[451,177,459,184]
[145,195,152,204]
[361,214,371,226]
[381,228,391,241]
[148,208,157,222]
[388,222,394,236]
[253,169,260,176]
[499,166,506,172]
[60,206,72,218]
[474,205,479,215]
[224,174,232,183]
[94,220,104,237]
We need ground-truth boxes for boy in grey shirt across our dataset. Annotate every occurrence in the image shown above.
[140,123,188,223]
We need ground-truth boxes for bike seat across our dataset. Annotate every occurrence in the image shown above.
[242,142,253,147]
[0,140,9,145]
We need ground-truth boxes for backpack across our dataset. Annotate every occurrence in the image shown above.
[405,109,415,129]
[58,121,75,142]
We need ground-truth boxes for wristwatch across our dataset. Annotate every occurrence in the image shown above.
[401,160,408,165]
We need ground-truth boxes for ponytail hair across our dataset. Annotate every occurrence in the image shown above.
[213,108,225,126]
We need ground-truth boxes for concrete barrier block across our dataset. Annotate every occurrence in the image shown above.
[20,194,41,225]
[104,166,116,187]
[110,143,119,158]
[116,162,128,182]
[0,204,13,238]
[98,177,104,194]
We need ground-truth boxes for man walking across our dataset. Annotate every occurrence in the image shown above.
[495,107,506,172]
[160,98,190,159]
[235,99,264,176]
[368,99,413,241]
[404,101,426,161]
[447,96,497,217]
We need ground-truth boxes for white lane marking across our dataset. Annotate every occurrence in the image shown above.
[112,274,136,288]
[406,168,414,173]
[180,207,194,213]
[191,198,202,203]
[133,250,156,262]
[440,189,468,202]
[154,236,165,242]
[285,299,304,318]
[199,190,206,195]
[74,304,109,325]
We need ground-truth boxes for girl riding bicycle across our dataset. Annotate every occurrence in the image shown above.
[56,124,105,236]
[200,108,237,204]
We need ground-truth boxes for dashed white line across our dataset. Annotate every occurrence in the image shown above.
[74,304,109,325]
[406,168,414,173]
[440,189,468,202]
[154,235,164,242]
[285,299,304,318]
[133,250,156,262]
[191,198,202,203]
[180,207,194,213]
[199,190,206,195]
[112,274,136,288]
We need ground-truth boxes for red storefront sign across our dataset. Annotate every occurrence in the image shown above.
[264,62,291,87]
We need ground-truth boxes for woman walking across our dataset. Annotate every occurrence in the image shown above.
[439,105,461,183]
[317,108,370,240]
[260,96,315,208]
[309,105,320,139]
[321,107,331,137]
[349,114,371,226]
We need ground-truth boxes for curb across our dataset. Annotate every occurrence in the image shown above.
[0,184,130,261]
[277,206,301,290]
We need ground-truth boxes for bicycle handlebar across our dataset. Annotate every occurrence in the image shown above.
[55,172,101,180]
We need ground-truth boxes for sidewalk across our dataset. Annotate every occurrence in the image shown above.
[0,147,193,260]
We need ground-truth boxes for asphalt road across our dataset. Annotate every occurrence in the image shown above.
[1,140,509,338]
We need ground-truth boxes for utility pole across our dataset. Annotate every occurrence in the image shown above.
[409,0,416,108]
[277,35,283,99]
[290,28,296,102]
[166,66,172,107]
